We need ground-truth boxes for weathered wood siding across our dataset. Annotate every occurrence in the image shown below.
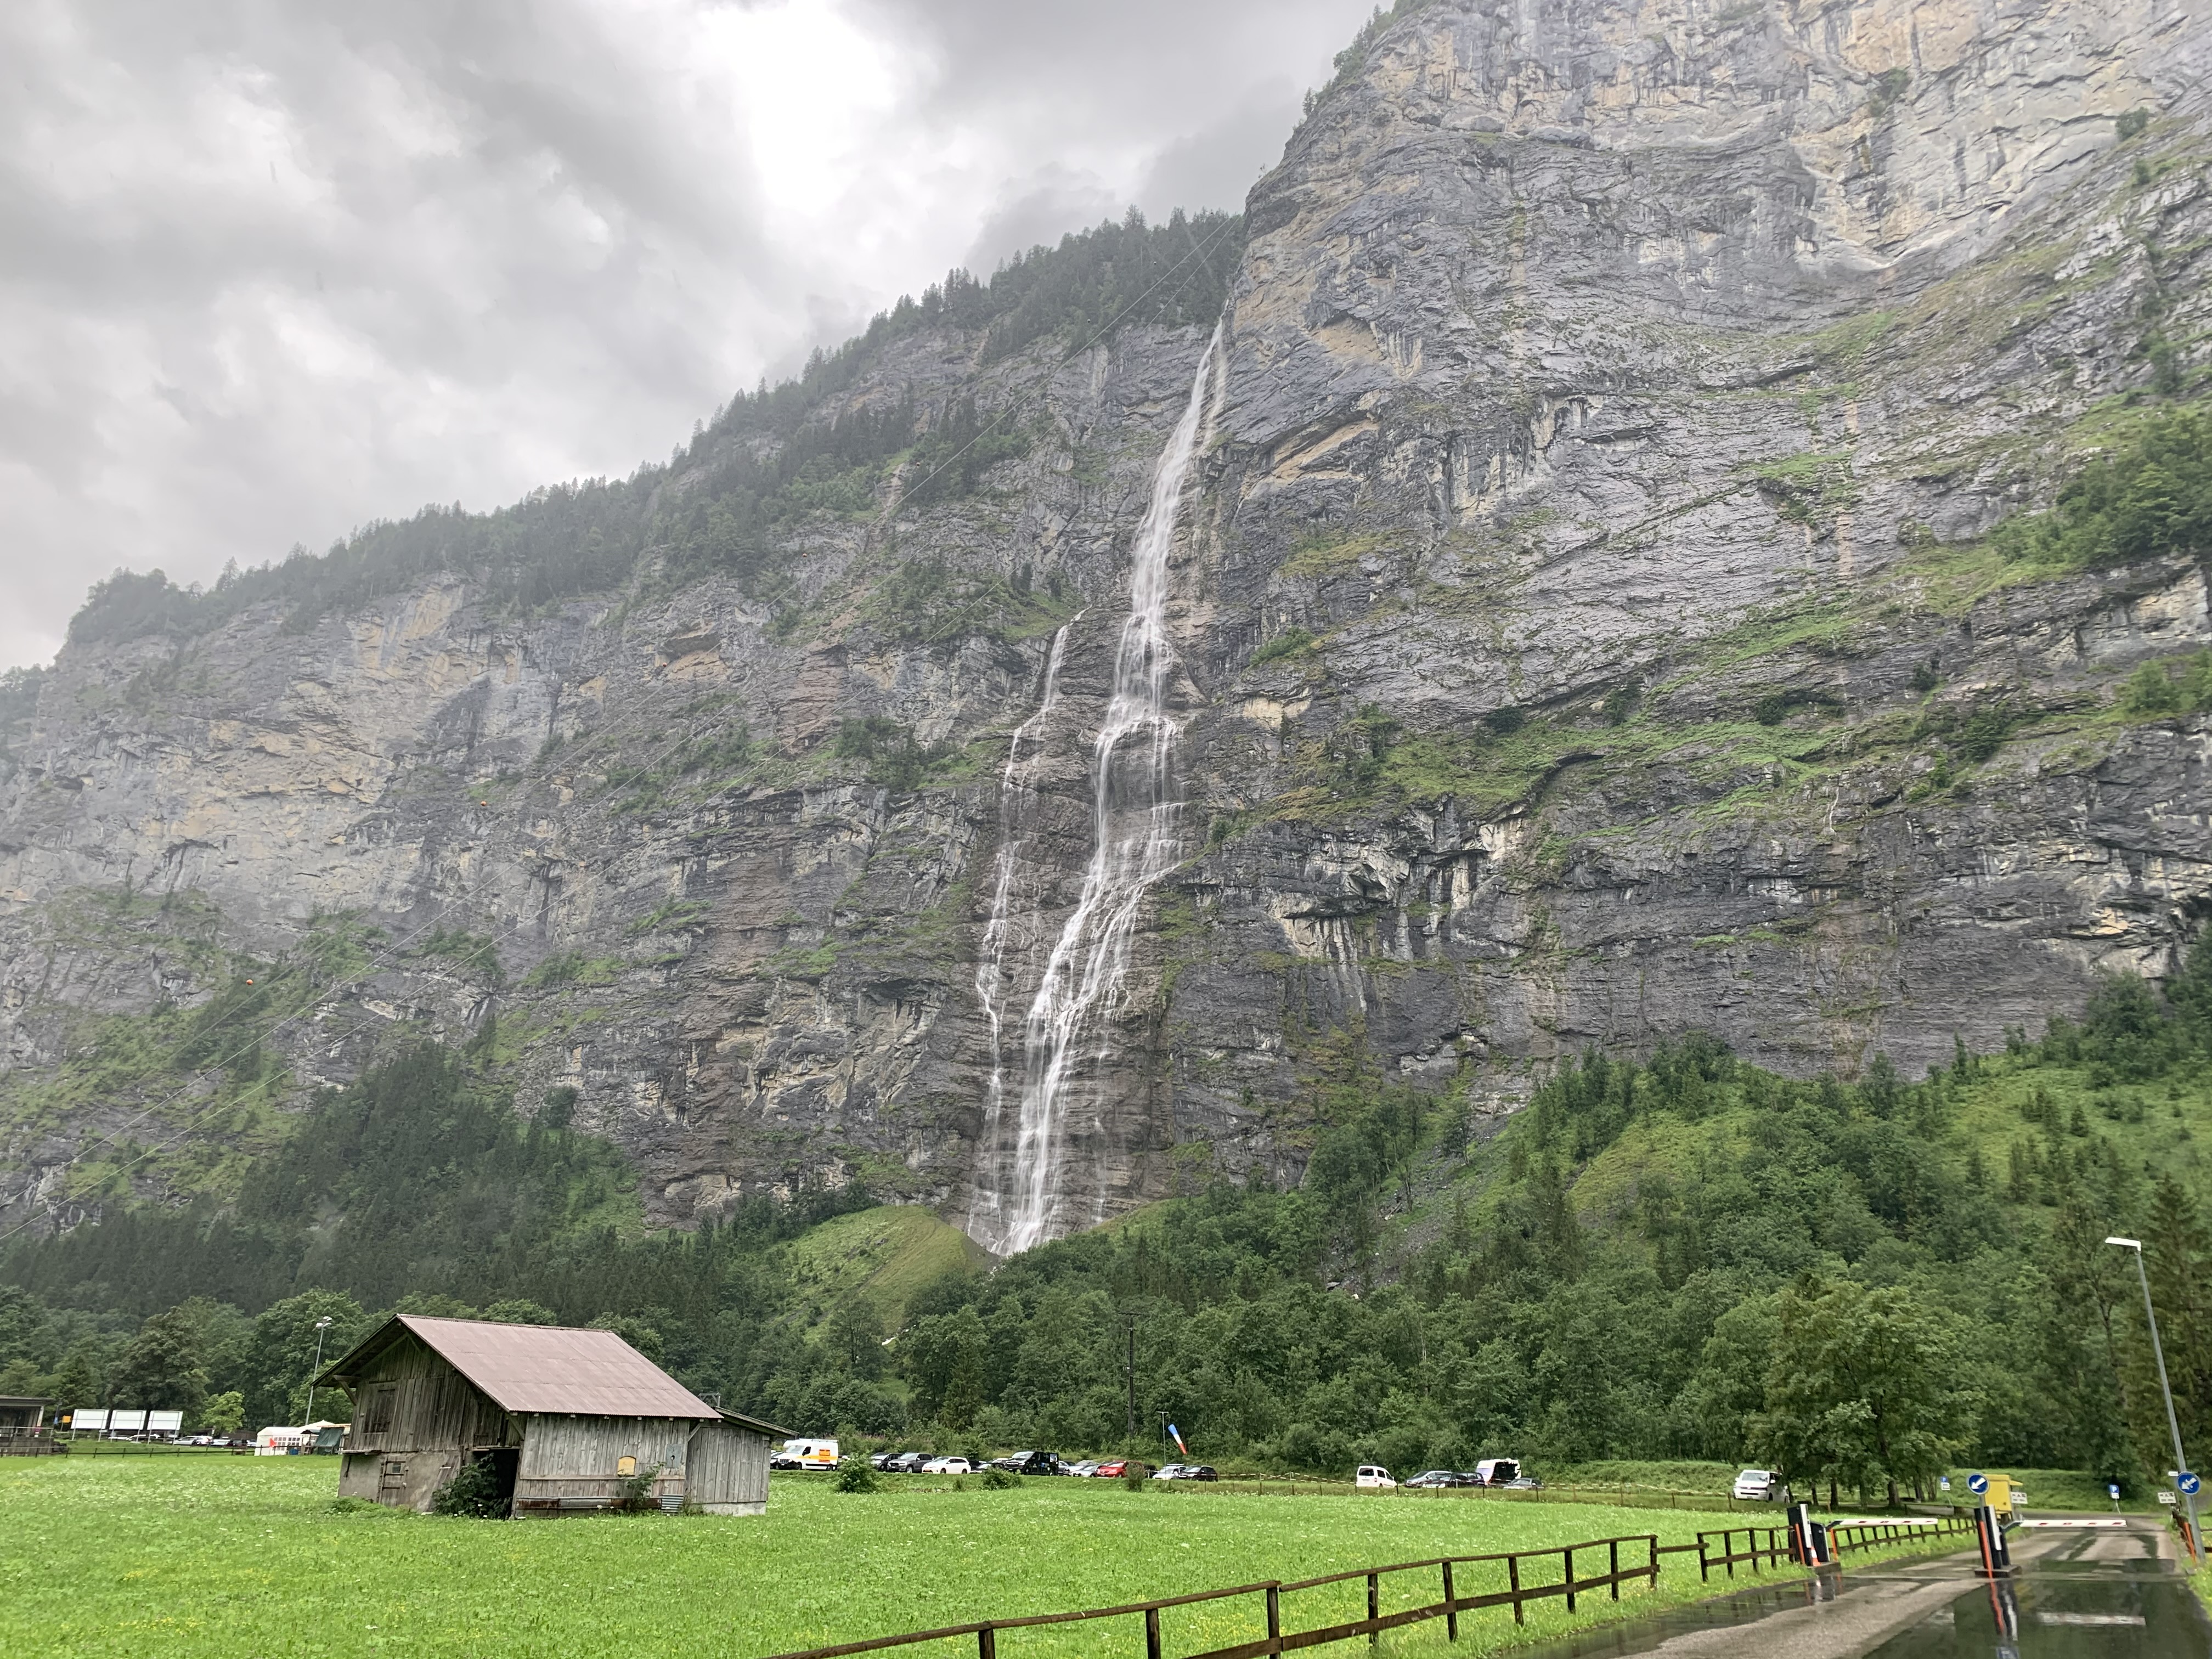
[334,1331,516,1512]
[686,1420,769,1515]
[514,1414,696,1515]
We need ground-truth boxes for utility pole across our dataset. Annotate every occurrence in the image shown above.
[303,1317,334,1426]
[2107,1236,2199,1559]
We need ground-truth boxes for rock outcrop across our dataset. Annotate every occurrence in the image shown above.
[5,0,2211,1246]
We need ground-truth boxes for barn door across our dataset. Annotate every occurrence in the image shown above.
[377,1457,409,1504]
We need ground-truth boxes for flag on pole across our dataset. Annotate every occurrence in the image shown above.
[1169,1423,1189,1457]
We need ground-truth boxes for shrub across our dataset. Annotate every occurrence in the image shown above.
[835,1460,879,1493]
[1122,1470,1145,1491]
[1481,706,1527,735]
[1250,626,1316,669]
[1992,411,2212,571]
[610,1461,664,1514]
[979,1466,1021,1489]
[430,1458,508,1519]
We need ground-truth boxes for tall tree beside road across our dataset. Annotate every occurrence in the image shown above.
[1759,1278,1972,1508]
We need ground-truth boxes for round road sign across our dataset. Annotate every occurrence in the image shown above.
[1968,1472,1989,1495]
[2180,1472,2202,1496]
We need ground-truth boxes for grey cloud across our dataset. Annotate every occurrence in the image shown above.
[0,0,1376,672]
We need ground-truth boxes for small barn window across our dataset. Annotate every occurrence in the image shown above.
[362,1387,397,1436]
[617,1455,637,1477]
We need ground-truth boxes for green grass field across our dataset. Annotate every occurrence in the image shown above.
[0,1455,1985,1659]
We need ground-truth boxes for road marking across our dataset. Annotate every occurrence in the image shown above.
[2038,1612,2146,1626]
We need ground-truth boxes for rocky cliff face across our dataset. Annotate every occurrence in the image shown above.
[5,0,2211,1248]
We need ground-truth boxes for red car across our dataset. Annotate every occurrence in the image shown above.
[1096,1459,1138,1478]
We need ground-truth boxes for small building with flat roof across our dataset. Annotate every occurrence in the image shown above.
[319,1314,786,1516]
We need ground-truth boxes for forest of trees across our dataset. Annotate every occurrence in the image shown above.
[9,940,2212,1505]
[60,207,1244,652]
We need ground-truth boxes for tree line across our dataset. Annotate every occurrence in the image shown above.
[8,951,2212,1502]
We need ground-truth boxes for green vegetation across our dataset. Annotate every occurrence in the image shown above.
[1249,625,1318,669]
[0,1456,1792,1659]
[1992,408,2212,572]
[16,939,2212,1509]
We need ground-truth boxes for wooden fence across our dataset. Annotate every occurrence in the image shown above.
[762,1535,1663,1659]
[762,1508,1985,1659]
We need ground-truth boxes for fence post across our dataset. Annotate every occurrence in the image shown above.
[1750,1526,1760,1576]
[1610,1539,1620,1600]
[1648,1536,1658,1587]
[1699,1533,1709,1583]
[1443,1562,1458,1643]
[1146,1606,1161,1659]
[978,1626,995,1659]
[1367,1572,1379,1645]
[1724,1530,1736,1579]
[1266,1585,1281,1655]
[1566,1547,1576,1614]
[1509,1554,1524,1626]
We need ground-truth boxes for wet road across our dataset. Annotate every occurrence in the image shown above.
[1511,1521,2208,1659]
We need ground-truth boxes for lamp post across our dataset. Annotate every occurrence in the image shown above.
[2106,1235,2199,1558]
[303,1317,335,1426]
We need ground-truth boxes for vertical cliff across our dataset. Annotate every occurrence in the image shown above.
[5,0,2212,1249]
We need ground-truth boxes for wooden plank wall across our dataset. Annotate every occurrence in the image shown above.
[515,1414,696,1513]
[334,1332,516,1512]
[687,1421,770,1514]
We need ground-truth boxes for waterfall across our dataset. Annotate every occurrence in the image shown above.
[975,325,1221,1256]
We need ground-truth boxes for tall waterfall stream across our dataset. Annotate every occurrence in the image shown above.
[973,326,1222,1255]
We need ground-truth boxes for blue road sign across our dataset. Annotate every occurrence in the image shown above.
[2180,1472,2202,1496]
[2110,1483,2121,1499]
[1968,1472,1989,1495]
[1939,1476,1951,1491]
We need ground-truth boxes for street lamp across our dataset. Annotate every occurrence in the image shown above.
[303,1317,335,1426]
[2106,1236,2199,1558]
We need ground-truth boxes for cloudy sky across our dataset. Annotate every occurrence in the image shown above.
[0,0,1376,673]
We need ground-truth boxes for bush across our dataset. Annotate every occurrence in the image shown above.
[1992,411,2212,571]
[1122,1470,1145,1491]
[430,1458,508,1519]
[610,1461,664,1514]
[979,1466,1022,1489]
[835,1460,879,1493]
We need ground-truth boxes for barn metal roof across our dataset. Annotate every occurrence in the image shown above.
[321,1315,785,1433]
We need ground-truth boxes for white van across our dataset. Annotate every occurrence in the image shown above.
[255,1426,311,1456]
[1356,1465,1396,1489]
[1733,1469,1783,1502]
[772,1437,840,1471]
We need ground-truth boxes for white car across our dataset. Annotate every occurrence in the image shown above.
[1733,1468,1783,1502]
[922,1456,974,1475]
[1356,1465,1397,1489]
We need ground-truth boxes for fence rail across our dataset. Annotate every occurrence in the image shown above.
[763,1536,1664,1659]
[1829,1514,1976,1559]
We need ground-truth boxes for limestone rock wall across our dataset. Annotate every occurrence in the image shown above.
[5,0,2211,1244]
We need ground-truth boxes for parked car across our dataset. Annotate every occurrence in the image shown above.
[1472,1458,1521,1487]
[1403,1470,1461,1488]
[1733,1468,1784,1502]
[1097,1459,1148,1479]
[1355,1465,1397,1489]
[1502,1477,1542,1490]
[1184,1465,1218,1482]
[922,1456,974,1475]
[992,1450,1068,1476]
[1066,1460,1101,1477]
[1153,1463,1190,1480]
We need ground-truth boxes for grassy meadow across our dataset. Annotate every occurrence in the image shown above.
[0,1454,1978,1659]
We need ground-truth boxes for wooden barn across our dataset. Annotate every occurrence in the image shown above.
[319,1314,785,1517]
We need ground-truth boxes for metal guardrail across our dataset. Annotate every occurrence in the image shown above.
[761,1534,1663,1659]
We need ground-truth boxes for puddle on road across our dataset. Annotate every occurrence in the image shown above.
[1483,1570,1866,1659]
[1865,1539,2208,1659]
